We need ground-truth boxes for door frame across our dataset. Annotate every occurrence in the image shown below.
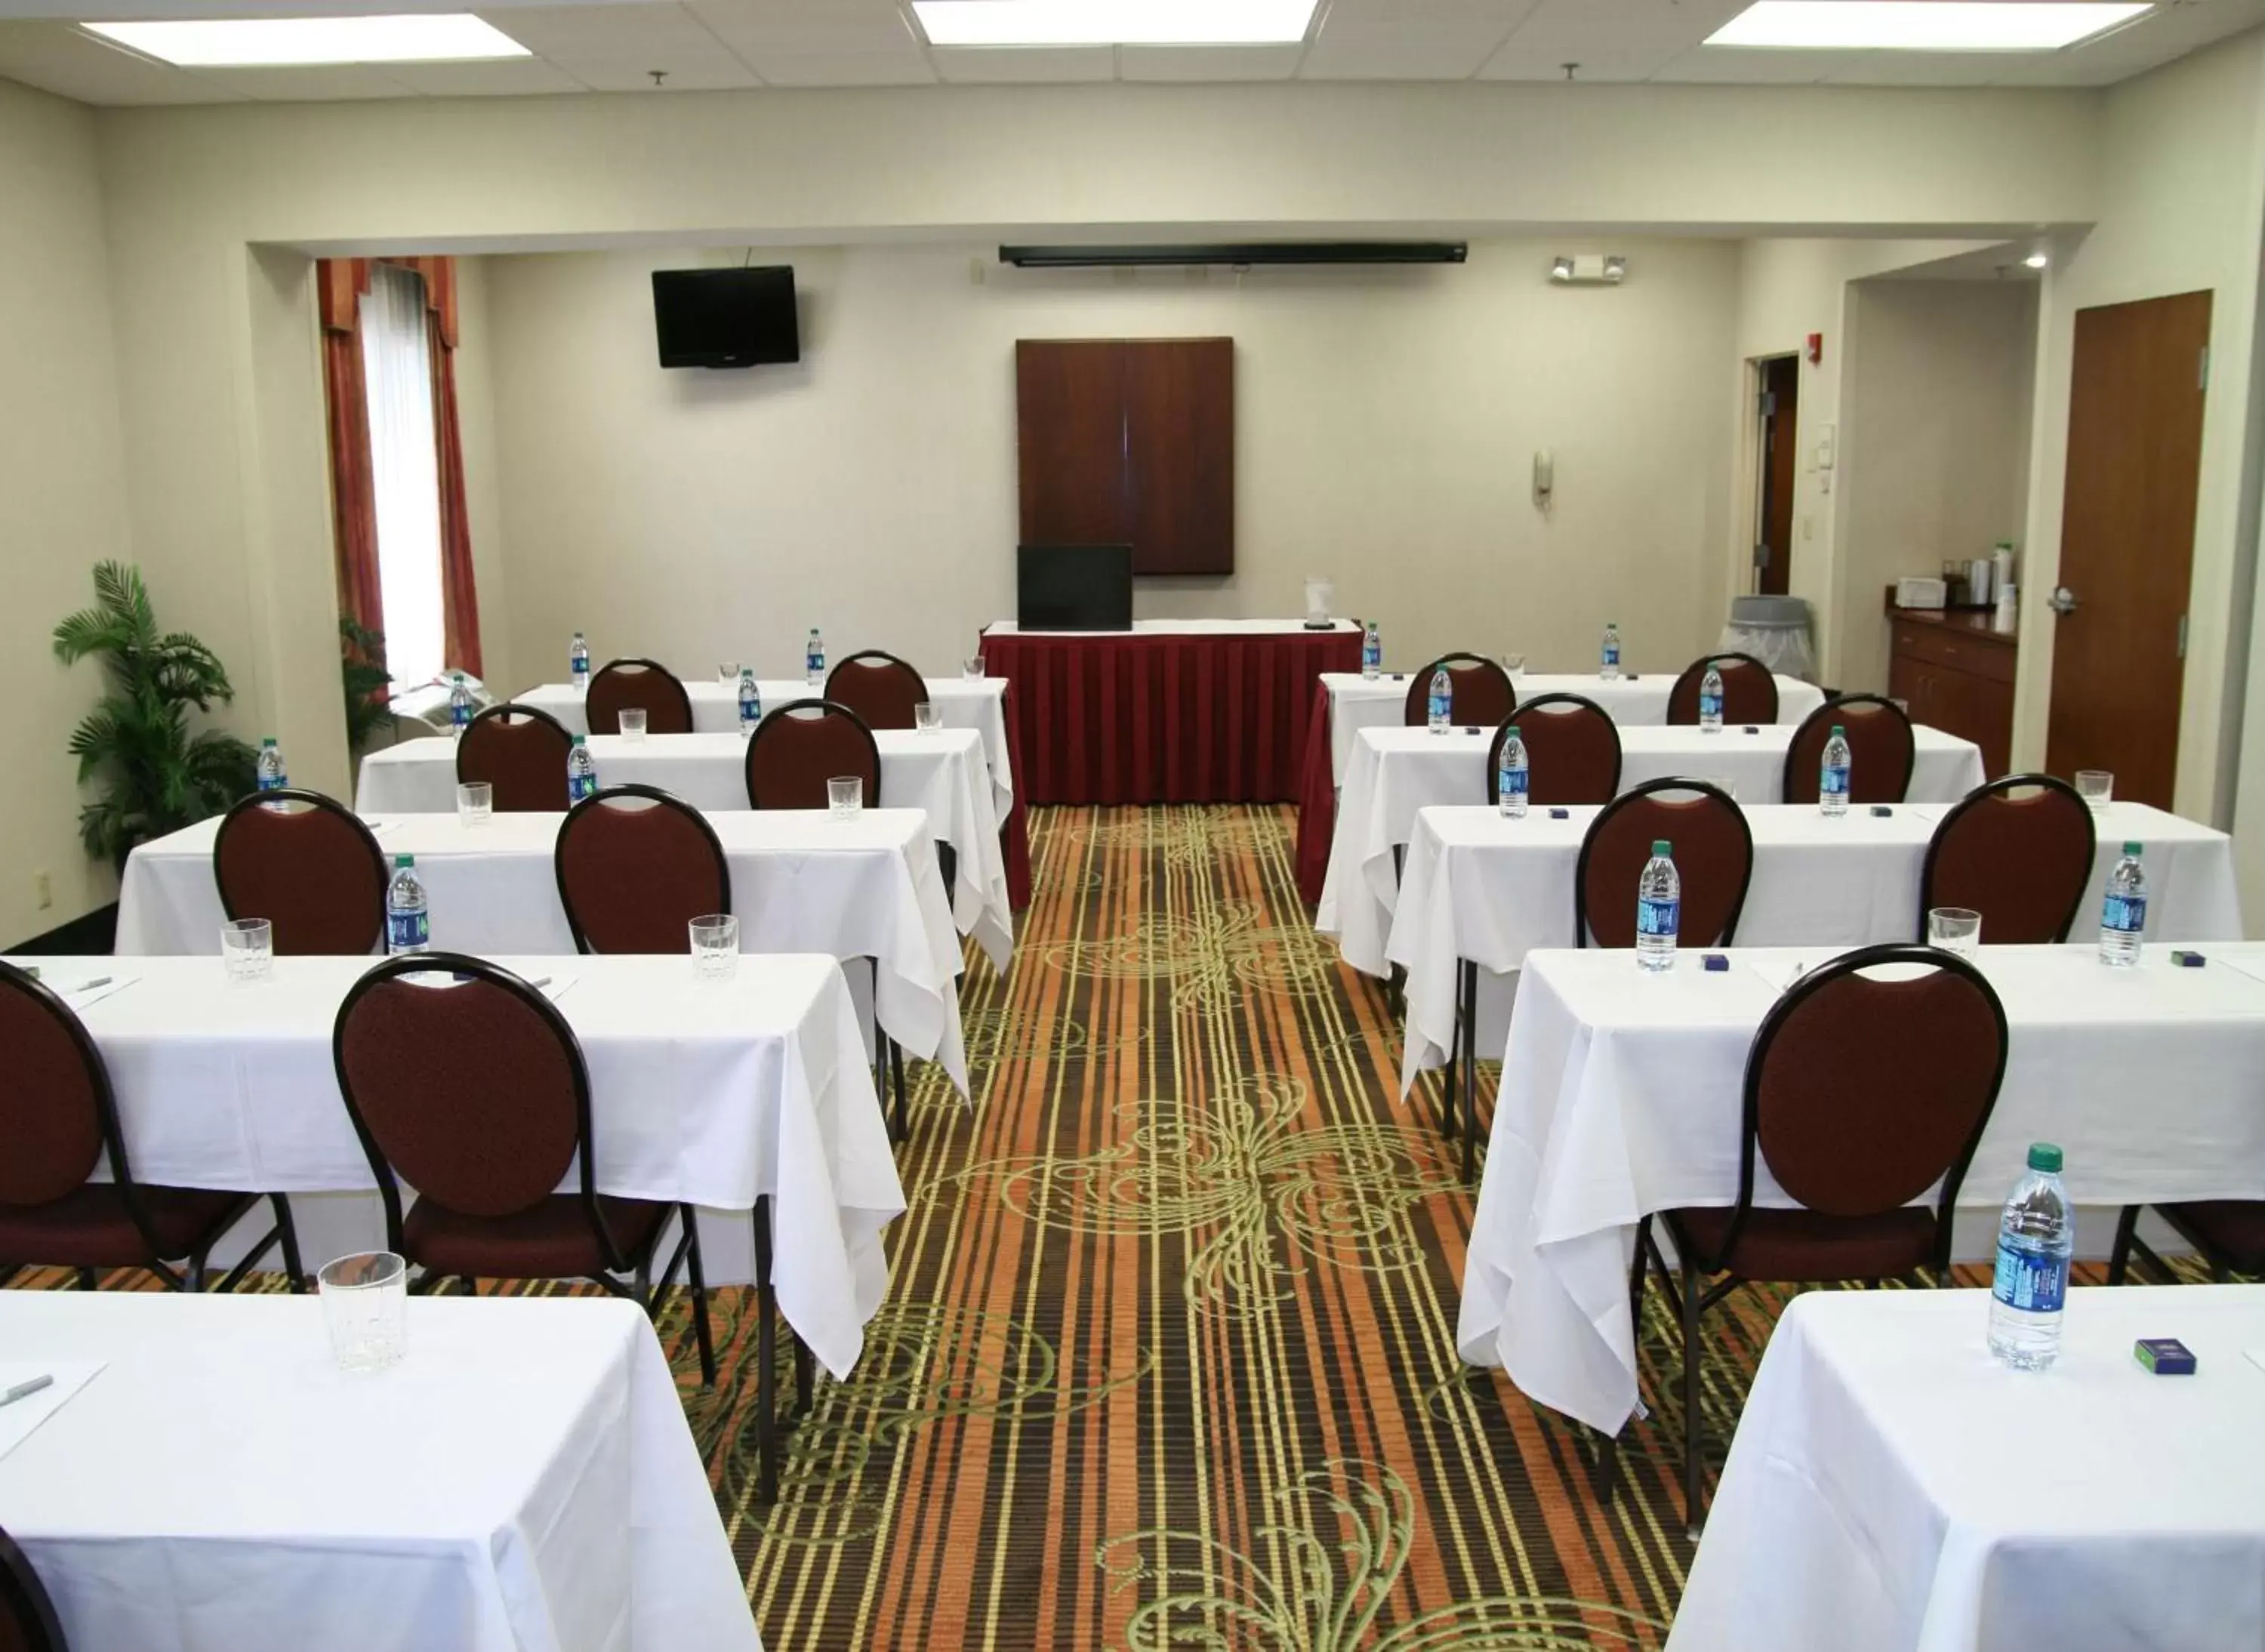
[1730,353,1803,601]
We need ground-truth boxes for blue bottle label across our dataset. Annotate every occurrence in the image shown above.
[1638,896,1678,938]
[569,772,598,803]
[450,701,471,729]
[387,908,428,953]
[1603,643,1619,667]
[1700,691,1722,722]
[256,770,285,793]
[1823,763,1851,797]
[1428,692,1449,722]
[1500,765,1528,802]
[1363,638,1381,668]
[1992,1236,2069,1313]
[740,690,760,724]
[2103,893,2146,934]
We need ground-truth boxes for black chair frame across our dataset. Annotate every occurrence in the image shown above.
[0,960,303,1295]
[1782,693,1916,806]
[1571,778,1753,951]
[587,657,695,733]
[1666,651,1778,726]
[1491,695,1624,803]
[1918,772,2096,943]
[0,1525,64,1652]
[2108,1205,2254,1286]
[553,783,731,956]
[212,786,389,943]
[456,701,574,781]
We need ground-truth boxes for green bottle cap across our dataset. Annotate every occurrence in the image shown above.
[2123,841,2142,856]
[1505,725,1521,738]
[572,733,586,745]
[2027,1142,2063,1173]
[1831,725,1846,737]
[1652,840,1672,855]
[260,736,276,747]
[393,853,414,869]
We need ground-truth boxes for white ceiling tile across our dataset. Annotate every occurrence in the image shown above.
[1118,43,1302,81]
[688,0,919,54]
[1316,0,1532,17]
[547,51,759,85]
[738,48,935,82]
[474,4,724,58]
[929,45,1113,82]
[1823,50,2022,87]
[1478,42,1678,80]
[1299,19,1512,79]
[381,54,588,93]
[1649,45,1844,82]
[0,21,235,103]
[1502,0,1733,52]
[190,63,424,100]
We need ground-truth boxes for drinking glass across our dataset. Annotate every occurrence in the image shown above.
[1502,652,1527,680]
[716,663,739,685]
[319,1251,407,1373]
[2075,770,2113,812]
[1928,907,1983,957]
[1705,776,1739,801]
[619,707,649,741]
[963,655,985,680]
[828,775,864,819]
[221,918,273,985]
[689,914,739,979]
[914,701,942,734]
[455,781,492,826]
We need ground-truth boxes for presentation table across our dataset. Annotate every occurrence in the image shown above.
[0,1291,760,1652]
[1293,669,1829,901]
[1389,800,2242,1097]
[1669,1285,2265,1652]
[116,808,971,1092]
[979,618,1361,805]
[515,674,1033,909]
[6,953,903,1355]
[1459,943,2265,1437]
[355,728,1012,969]
[1317,720,1988,965]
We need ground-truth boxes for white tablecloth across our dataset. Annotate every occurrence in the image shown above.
[1319,671,1829,784]
[9,953,901,1376]
[1670,1285,2265,1652]
[982,618,1358,636]
[1317,723,1988,972]
[1390,801,2243,1092]
[1459,942,2265,1434]
[355,729,1012,969]
[116,808,969,1093]
[0,1292,757,1652]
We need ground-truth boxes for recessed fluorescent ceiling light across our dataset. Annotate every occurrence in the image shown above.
[84,14,530,66]
[1707,2,2150,51]
[913,0,1317,47]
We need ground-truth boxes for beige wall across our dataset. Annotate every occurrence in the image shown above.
[481,238,1739,685]
[451,255,513,695]
[0,78,134,942]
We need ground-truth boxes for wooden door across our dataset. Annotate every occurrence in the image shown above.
[1123,338,1234,575]
[2045,291,2211,809]
[1016,341,1129,547]
[1756,356,1799,596]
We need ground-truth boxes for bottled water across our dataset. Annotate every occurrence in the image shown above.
[2100,841,2147,966]
[738,667,763,731]
[1600,621,1622,681]
[447,672,475,739]
[569,631,590,695]
[1820,724,1852,818]
[567,733,599,804]
[1426,667,1451,735]
[1361,621,1382,681]
[806,628,825,689]
[385,854,430,956]
[1989,1142,2073,1371]
[1698,662,1724,733]
[1496,725,1529,818]
[254,737,288,794]
[1636,839,1678,972]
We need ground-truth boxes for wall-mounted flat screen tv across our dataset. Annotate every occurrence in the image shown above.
[652,266,800,368]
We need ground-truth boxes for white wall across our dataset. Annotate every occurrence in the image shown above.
[451,255,513,695]
[482,239,1739,684]
[0,78,134,942]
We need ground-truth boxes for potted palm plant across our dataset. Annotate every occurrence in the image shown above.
[52,560,258,869]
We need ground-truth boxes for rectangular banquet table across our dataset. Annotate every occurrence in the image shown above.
[0,1292,758,1652]
[1459,943,2265,1435]
[1390,800,2242,1097]
[1669,1285,2265,1652]
[115,808,969,1092]
[1292,669,1828,901]
[514,674,1032,909]
[1317,720,1988,969]
[979,618,1361,805]
[7,953,902,1371]
[356,728,1012,968]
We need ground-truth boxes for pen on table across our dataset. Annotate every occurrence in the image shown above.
[0,1374,54,1409]
[73,976,112,993]
[529,977,553,991]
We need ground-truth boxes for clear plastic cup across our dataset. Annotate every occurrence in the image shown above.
[618,708,648,741]
[319,1250,407,1373]
[2076,770,2113,812]
[1928,907,1983,957]
[1502,653,1527,679]
[221,918,273,985]
[456,781,492,826]
[716,663,739,684]
[963,655,985,680]
[689,914,738,978]
[828,776,863,819]
[915,702,942,734]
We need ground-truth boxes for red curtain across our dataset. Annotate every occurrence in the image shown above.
[405,257,484,678]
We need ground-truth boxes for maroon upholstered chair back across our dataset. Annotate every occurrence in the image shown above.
[1921,774,2097,944]
[1403,655,1515,729]
[1783,695,1915,805]
[1502,695,1622,806]
[0,1525,65,1652]
[458,704,573,814]
[744,699,882,811]
[334,960,585,1220]
[1666,652,1780,726]
[824,652,928,732]
[555,785,730,954]
[1747,945,2007,1220]
[1576,780,1752,949]
[211,790,387,955]
[585,658,693,735]
[0,964,106,1209]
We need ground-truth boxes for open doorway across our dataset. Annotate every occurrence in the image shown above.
[1752,354,1800,596]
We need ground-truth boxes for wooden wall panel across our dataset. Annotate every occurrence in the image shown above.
[1015,340,1129,547]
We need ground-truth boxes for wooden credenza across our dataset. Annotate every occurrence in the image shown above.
[1887,608,2016,779]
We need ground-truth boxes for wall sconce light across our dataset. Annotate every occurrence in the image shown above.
[1548,254,1628,286]
[1550,257,1576,282]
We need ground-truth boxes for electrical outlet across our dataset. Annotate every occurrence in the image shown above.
[33,871,52,911]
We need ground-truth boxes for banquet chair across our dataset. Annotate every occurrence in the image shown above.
[0,1524,65,1652]
[2109,1199,2265,1285]
[1918,773,2095,943]
[555,785,730,954]
[0,960,303,1295]
[458,703,574,813]
[1495,695,1622,806]
[330,953,716,1388]
[585,658,694,735]
[212,788,388,955]
[825,649,928,732]
[1632,942,2008,1534]
[1666,651,1780,726]
[1782,695,1914,805]
[744,698,882,811]
[1575,779,1753,951]
[1403,653,1515,729]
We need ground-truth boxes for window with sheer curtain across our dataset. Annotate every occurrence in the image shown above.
[359,261,447,692]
